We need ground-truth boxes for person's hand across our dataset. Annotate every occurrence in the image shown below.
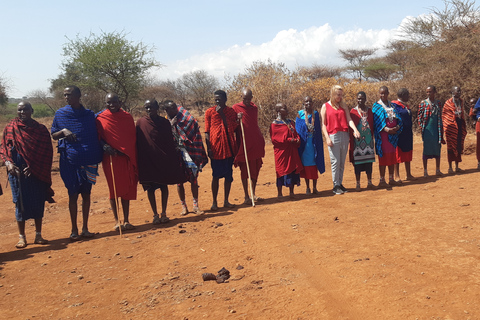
[5,161,20,176]
[62,128,77,142]
[353,129,361,139]
[388,126,399,134]
[237,112,243,119]
[23,166,32,178]
[103,144,118,156]
[326,137,333,147]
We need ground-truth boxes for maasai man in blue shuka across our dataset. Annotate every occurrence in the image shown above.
[51,85,102,241]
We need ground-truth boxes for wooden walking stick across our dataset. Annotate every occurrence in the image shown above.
[239,119,255,207]
[110,155,122,237]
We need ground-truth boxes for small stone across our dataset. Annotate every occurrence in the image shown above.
[228,309,236,313]
[236,265,244,270]
[179,230,187,234]
[77,275,84,280]
[85,252,90,254]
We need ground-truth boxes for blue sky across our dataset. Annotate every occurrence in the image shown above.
[1,0,446,98]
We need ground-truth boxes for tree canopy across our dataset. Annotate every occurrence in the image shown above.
[52,31,160,111]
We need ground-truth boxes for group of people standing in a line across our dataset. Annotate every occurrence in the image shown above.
[1,84,479,249]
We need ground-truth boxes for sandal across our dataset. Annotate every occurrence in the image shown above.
[123,222,135,230]
[152,214,161,225]
[34,235,49,245]
[159,215,170,224]
[180,206,189,216]
[193,206,204,215]
[223,202,235,209]
[69,233,81,242]
[80,230,95,238]
[113,224,126,232]
[16,236,27,249]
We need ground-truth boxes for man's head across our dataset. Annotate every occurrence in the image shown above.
[163,100,178,119]
[379,86,389,102]
[64,85,81,107]
[105,93,121,113]
[275,103,288,119]
[452,86,462,99]
[426,85,436,100]
[242,88,253,106]
[397,88,409,103]
[144,99,159,118]
[17,101,33,122]
[303,96,313,112]
[214,90,227,107]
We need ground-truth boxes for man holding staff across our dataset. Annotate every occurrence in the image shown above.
[232,89,265,205]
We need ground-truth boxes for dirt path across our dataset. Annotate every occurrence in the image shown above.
[1,130,479,319]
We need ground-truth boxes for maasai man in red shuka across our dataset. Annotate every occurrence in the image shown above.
[442,86,467,174]
[269,103,303,198]
[96,93,138,231]
[0,102,53,248]
[232,88,265,204]
[164,100,208,215]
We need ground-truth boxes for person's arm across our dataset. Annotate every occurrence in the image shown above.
[320,104,332,147]
[205,132,213,158]
[51,128,77,142]
[344,107,360,139]
[204,110,213,158]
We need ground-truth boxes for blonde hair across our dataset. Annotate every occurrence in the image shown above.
[329,85,346,109]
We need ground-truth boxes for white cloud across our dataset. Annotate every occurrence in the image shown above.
[155,23,403,82]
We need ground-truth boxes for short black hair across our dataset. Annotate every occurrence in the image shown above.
[145,99,159,109]
[397,88,409,99]
[214,90,227,100]
[162,100,176,109]
[65,85,81,97]
[357,91,366,99]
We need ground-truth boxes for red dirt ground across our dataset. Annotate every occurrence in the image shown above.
[1,116,480,320]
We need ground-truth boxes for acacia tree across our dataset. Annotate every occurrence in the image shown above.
[179,70,219,110]
[338,48,376,82]
[363,57,400,81]
[56,31,160,110]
